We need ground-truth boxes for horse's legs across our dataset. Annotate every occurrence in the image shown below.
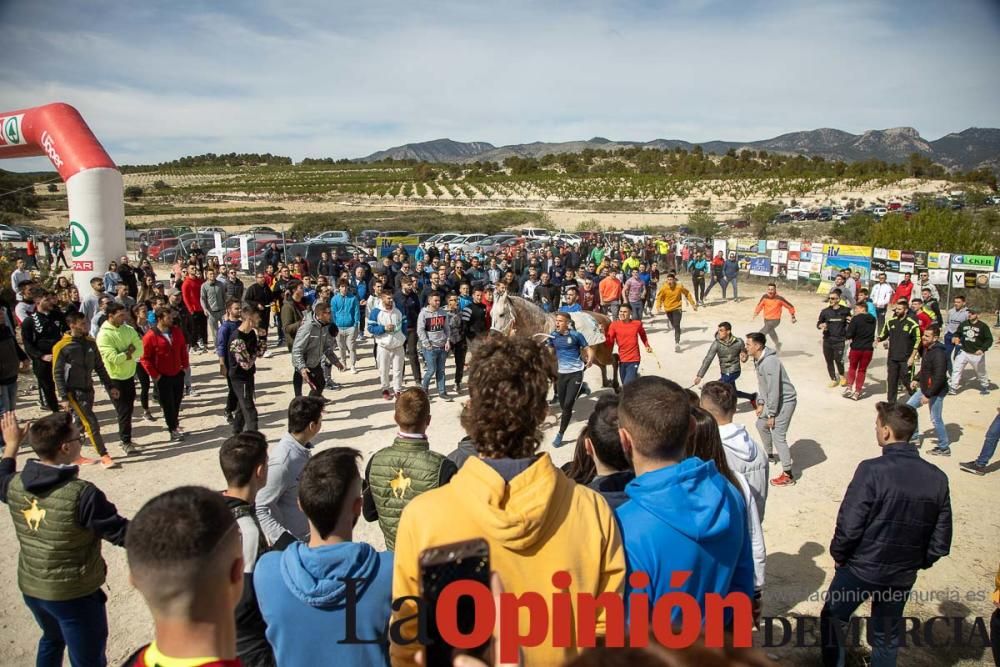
[612,353,621,393]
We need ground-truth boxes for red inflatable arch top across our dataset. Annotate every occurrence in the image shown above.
[0,102,125,287]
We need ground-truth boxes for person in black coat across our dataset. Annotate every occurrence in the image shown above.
[821,401,951,667]
[906,325,951,455]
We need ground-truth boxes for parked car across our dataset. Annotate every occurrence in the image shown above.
[555,233,582,245]
[148,237,180,262]
[431,232,463,249]
[305,230,350,244]
[159,234,218,265]
[286,242,376,273]
[518,228,552,242]
[208,232,280,262]
[872,207,888,218]
[621,229,648,243]
[0,225,24,241]
[225,239,285,269]
[728,219,750,229]
[356,229,381,246]
[450,233,489,252]
[477,234,517,254]
[681,236,706,247]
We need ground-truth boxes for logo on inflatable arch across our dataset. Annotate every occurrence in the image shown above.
[69,221,89,258]
[0,115,24,145]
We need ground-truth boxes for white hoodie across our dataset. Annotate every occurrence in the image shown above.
[735,474,766,591]
[719,422,769,520]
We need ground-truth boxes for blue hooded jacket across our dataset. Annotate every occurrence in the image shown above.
[254,541,393,666]
[615,457,754,622]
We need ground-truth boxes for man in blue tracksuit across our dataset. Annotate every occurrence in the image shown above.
[331,281,360,373]
[216,299,242,424]
[616,376,754,627]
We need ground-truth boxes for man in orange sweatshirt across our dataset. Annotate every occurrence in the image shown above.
[753,283,797,351]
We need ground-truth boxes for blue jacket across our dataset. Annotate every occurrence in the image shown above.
[616,457,755,621]
[352,277,369,303]
[366,307,408,336]
[254,541,393,667]
[331,293,360,329]
[688,259,709,274]
[216,319,240,365]
[723,260,740,280]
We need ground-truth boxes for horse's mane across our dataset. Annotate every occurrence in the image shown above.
[508,296,556,338]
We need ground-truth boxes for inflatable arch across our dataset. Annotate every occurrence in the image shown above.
[0,102,125,290]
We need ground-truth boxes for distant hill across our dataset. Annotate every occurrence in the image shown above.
[358,127,1000,173]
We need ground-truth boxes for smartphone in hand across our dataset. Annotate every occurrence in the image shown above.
[419,538,491,667]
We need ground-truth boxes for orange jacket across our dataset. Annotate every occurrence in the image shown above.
[754,294,795,320]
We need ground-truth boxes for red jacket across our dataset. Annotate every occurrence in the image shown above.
[182,277,205,313]
[891,280,913,304]
[140,326,189,379]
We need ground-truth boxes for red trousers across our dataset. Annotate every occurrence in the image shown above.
[846,348,873,393]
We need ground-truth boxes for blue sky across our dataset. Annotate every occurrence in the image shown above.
[1,0,998,170]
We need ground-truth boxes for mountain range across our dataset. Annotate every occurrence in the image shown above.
[358,127,1000,173]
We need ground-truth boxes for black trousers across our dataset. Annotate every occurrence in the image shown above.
[191,311,208,347]
[231,376,258,433]
[225,375,238,415]
[453,340,468,387]
[156,372,184,432]
[33,360,58,412]
[692,274,705,302]
[110,377,136,442]
[822,340,845,381]
[404,329,422,384]
[135,365,151,411]
[665,309,683,344]
[293,366,325,398]
[556,370,585,436]
[885,358,910,404]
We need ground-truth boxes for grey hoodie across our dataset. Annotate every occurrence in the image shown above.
[255,432,312,545]
[416,306,450,350]
[753,347,796,418]
[200,279,225,315]
[698,334,746,377]
[719,423,769,519]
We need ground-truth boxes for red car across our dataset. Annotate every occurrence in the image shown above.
[148,237,179,262]
[225,239,284,268]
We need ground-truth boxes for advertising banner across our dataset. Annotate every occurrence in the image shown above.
[821,244,872,282]
[950,254,996,272]
[377,235,421,257]
[749,257,771,277]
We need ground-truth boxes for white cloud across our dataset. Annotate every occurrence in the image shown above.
[0,0,997,170]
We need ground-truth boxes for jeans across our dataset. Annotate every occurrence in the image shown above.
[906,389,949,450]
[23,589,108,667]
[629,300,644,321]
[973,411,1000,466]
[757,400,796,473]
[703,274,724,298]
[619,361,639,386]
[0,380,17,446]
[722,275,738,299]
[820,568,911,667]
[604,300,620,320]
[691,274,705,303]
[720,370,755,400]
[421,347,447,396]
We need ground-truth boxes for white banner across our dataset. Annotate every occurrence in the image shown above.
[213,232,223,254]
[713,239,727,258]
[951,271,965,288]
[239,235,250,272]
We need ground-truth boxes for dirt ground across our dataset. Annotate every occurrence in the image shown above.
[0,290,997,666]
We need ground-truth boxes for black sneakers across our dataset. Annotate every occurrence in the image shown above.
[959,461,986,475]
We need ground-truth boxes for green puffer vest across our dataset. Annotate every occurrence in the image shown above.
[7,475,106,601]
[369,436,448,551]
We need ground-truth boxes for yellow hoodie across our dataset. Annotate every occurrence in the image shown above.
[391,454,625,667]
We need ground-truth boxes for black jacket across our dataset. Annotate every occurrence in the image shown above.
[394,290,421,328]
[878,314,919,362]
[0,458,128,546]
[0,307,27,385]
[243,283,274,314]
[21,309,67,361]
[846,312,877,351]
[918,342,949,398]
[830,443,951,588]
[817,305,851,342]
[586,471,635,510]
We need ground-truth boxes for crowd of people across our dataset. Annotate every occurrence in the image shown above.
[0,230,998,667]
